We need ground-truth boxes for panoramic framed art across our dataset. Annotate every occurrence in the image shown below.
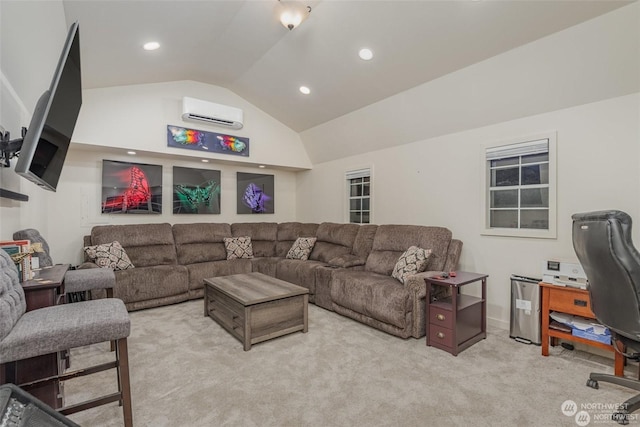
[237,172,274,214]
[101,160,162,214]
[173,166,221,214]
[167,125,249,157]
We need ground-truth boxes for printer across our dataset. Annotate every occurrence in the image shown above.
[542,259,588,289]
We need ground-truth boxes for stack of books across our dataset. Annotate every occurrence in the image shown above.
[0,240,33,282]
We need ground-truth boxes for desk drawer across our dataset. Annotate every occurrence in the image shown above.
[547,287,594,318]
[429,324,454,348]
[429,306,454,329]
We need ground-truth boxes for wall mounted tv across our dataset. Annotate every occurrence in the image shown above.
[14,21,82,192]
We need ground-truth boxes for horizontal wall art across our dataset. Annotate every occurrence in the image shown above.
[173,166,221,214]
[167,125,249,157]
[101,160,162,214]
[237,172,274,214]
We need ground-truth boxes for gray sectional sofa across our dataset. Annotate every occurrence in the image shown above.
[83,222,462,339]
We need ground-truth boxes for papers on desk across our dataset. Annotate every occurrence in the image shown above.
[550,311,611,344]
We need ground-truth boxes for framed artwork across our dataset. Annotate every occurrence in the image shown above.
[167,125,249,157]
[101,160,162,214]
[237,172,274,214]
[173,166,221,214]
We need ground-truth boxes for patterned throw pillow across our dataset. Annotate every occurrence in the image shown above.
[84,241,134,271]
[224,236,254,260]
[286,237,317,261]
[391,246,432,284]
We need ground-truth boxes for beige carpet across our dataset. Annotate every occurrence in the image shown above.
[64,300,636,427]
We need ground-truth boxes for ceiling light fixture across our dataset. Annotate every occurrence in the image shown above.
[127,151,136,155]
[143,41,160,51]
[278,0,312,31]
[201,159,210,163]
[359,48,373,61]
[299,86,311,95]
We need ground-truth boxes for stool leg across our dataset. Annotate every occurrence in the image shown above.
[116,338,133,427]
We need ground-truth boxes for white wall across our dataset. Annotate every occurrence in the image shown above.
[48,146,298,264]
[72,80,312,170]
[0,0,67,240]
[297,93,640,329]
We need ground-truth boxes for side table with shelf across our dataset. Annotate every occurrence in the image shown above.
[425,271,488,356]
[539,282,624,376]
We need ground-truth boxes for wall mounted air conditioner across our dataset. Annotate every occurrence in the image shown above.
[181,97,244,130]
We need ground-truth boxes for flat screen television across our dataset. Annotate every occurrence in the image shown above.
[15,21,82,192]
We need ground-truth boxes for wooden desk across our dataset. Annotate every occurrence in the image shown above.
[540,282,624,376]
[0,264,70,408]
[426,272,488,356]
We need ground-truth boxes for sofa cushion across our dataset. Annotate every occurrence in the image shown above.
[286,237,317,261]
[185,259,252,291]
[113,265,189,305]
[309,223,360,263]
[90,223,177,267]
[84,241,135,271]
[365,225,452,275]
[276,259,326,296]
[331,270,411,329]
[391,246,432,284]
[224,237,254,260]
[231,223,277,257]
[173,223,231,265]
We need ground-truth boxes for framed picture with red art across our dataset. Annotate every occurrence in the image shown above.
[101,160,162,214]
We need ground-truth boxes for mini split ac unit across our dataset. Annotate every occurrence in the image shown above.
[181,97,244,130]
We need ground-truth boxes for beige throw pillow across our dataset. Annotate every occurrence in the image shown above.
[286,237,317,261]
[84,241,134,271]
[391,246,432,284]
[224,236,254,260]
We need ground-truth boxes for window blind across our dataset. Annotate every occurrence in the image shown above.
[345,168,370,180]
[486,139,549,161]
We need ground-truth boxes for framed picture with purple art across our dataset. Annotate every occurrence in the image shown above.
[173,166,221,214]
[237,172,274,214]
[101,160,162,214]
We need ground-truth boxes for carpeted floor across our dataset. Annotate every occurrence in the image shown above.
[64,300,637,426]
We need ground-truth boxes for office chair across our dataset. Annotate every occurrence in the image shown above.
[572,210,640,424]
[0,250,133,426]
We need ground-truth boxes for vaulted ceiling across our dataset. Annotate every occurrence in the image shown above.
[63,0,631,134]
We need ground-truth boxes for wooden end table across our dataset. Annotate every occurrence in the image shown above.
[425,271,488,356]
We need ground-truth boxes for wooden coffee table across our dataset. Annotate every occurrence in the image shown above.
[204,272,309,350]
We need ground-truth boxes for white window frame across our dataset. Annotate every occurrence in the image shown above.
[345,167,372,224]
[480,132,557,239]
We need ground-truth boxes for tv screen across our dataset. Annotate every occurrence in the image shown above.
[15,22,82,192]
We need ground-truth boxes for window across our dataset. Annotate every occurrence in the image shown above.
[346,168,371,224]
[481,133,556,238]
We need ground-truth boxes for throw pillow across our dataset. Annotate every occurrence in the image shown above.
[224,236,254,260]
[83,241,134,271]
[286,237,317,261]
[391,246,432,284]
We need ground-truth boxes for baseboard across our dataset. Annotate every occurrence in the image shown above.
[487,317,509,331]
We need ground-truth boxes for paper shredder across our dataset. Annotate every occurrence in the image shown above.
[510,275,542,345]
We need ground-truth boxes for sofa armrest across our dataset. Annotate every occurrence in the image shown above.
[76,262,100,270]
[404,271,453,338]
[328,254,367,268]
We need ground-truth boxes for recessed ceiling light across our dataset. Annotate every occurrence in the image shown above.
[359,48,373,61]
[143,41,160,51]
[258,165,266,168]
[299,86,311,95]
[127,151,136,155]
[201,159,210,163]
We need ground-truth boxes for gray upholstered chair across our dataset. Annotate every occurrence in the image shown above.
[13,228,116,299]
[0,250,133,425]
